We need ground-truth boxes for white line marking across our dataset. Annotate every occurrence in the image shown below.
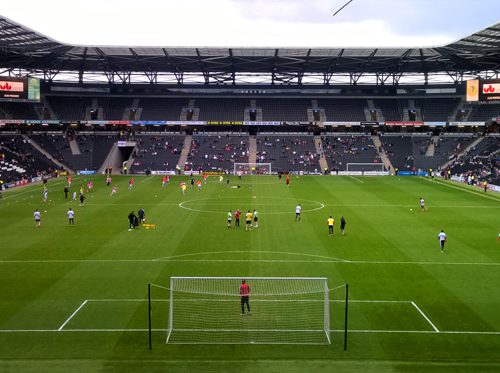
[2,258,500,266]
[141,175,156,183]
[86,298,410,303]
[411,301,439,333]
[423,178,500,203]
[1,328,499,335]
[178,197,325,215]
[152,250,349,263]
[350,176,364,183]
[58,300,88,331]
[1,177,79,200]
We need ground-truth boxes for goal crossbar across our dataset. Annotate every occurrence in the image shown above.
[166,276,331,345]
[234,163,272,175]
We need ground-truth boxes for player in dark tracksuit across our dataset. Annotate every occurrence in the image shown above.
[340,216,346,236]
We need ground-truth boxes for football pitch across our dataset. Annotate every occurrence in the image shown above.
[0,174,499,372]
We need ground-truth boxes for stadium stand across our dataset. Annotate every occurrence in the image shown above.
[30,133,116,172]
[0,101,38,120]
[100,97,133,120]
[469,103,500,121]
[139,98,188,120]
[450,136,500,184]
[186,133,249,173]
[130,133,185,173]
[415,98,461,121]
[373,99,404,121]
[196,98,247,121]
[259,99,310,121]
[256,134,320,173]
[0,134,57,182]
[319,99,367,121]
[320,134,380,171]
[46,96,92,121]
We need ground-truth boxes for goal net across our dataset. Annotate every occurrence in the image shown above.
[234,163,272,175]
[345,163,386,175]
[166,277,331,345]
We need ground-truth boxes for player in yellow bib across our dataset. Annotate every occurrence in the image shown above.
[245,210,253,231]
[328,216,335,236]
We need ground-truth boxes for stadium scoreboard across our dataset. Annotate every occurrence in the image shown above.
[466,79,500,102]
[0,77,40,102]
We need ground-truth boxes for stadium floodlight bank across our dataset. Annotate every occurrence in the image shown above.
[166,276,331,345]
[234,163,272,175]
[343,163,388,176]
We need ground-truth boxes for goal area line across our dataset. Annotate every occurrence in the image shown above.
[2,298,485,336]
[1,329,499,336]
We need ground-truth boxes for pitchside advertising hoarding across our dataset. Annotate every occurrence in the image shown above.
[467,79,500,102]
[0,77,40,102]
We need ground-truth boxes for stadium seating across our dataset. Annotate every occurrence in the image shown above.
[415,98,461,122]
[0,101,38,120]
[31,133,116,172]
[258,99,310,121]
[319,99,367,121]
[131,133,185,173]
[450,136,500,184]
[373,99,403,121]
[256,134,319,173]
[320,134,380,171]
[47,96,93,121]
[0,134,56,182]
[196,98,248,121]
[187,133,249,172]
[469,103,500,121]
[139,98,188,120]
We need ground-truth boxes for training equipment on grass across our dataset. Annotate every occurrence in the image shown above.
[165,276,332,345]
[234,163,272,175]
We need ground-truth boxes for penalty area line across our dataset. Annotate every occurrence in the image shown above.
[349,176,364,183]
[58,300,88,331]
[411,301,439,333]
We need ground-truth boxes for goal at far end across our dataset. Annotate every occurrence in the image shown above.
[345,163,386,175]
[165,276,331,345]
[234,163,272,175]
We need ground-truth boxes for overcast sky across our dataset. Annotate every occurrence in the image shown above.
[2,0,499,48]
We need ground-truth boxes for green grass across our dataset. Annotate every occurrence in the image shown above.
[1,174,500,372]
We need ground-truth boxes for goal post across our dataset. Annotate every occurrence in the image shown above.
[234,163,272,175]
[166,276,331,345]
[345,163,387,175]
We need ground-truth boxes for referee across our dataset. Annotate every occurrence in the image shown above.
[240,280,251,316]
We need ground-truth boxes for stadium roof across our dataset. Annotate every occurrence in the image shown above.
[1,15,499,85]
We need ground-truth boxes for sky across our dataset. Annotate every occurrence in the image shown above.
[2,0,500,48]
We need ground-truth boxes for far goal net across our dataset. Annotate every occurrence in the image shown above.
[166,277,331,345]
[234,163,272,175]
[345,163,386,175]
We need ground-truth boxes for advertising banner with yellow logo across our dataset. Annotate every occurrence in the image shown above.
[466,79,479,102]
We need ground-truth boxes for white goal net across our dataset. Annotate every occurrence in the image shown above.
[234,163,272,175]
[166,277,331,345]
[345,163,387,175]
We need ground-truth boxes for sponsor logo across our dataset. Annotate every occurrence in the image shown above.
[0,81,24,92]
[482,83,500,94]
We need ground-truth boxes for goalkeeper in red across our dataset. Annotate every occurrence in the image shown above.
[240,280,251,316]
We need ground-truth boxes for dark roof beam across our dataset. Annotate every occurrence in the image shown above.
[324,49,345,84]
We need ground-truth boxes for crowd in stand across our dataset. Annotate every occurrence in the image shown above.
[0,136,55,183]
[256,136,318,171]
[187,135,248,172]
[321,135,380,171]
[134,136,182,169]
